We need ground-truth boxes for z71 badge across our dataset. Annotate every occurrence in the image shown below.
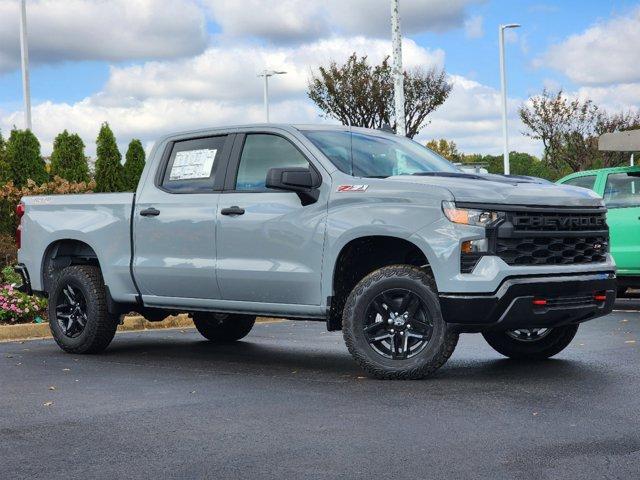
[337,184,369,192]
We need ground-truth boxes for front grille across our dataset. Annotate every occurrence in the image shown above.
[510,211,606,232]
[496,236,608,266]
[460,206,609,273]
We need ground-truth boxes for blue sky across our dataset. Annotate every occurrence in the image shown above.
[0,0,639,156]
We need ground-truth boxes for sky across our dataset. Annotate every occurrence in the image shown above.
[0,0,639,158]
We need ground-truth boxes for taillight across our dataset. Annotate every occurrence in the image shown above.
[16,202,25,249]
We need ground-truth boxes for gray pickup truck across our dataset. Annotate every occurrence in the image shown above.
[16,124,616,379]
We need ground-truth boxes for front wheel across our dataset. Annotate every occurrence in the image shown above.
[342,265,459,380]
[193,313,256,342]
[482,324,579,360]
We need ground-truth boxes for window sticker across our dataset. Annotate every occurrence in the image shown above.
[169,149,217,181]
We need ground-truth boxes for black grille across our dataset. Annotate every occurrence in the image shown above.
[496,236,607,266]
[460,207,609,273]
[510,211,606,232]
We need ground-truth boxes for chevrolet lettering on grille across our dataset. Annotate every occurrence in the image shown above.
[513,215,605,229]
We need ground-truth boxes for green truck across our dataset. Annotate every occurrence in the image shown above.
[558,166,640,295]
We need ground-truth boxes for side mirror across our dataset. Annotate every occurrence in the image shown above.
[265,167,321,205]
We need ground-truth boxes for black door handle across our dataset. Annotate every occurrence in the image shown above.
[140,207,160,217]
[221,206,245,216]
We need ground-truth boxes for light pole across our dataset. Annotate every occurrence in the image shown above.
[19,0,32,130]
[258,70,286,122]
[499,23,520,175]
[391,0,406,136]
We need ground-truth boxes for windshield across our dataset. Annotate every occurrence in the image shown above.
[302,130,459,178]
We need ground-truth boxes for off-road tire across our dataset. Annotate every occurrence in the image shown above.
[482,324,579,360]
[48,265,119,354]
[342,265,459,380]
[193,313,256,342]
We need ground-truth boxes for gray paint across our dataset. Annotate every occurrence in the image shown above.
[18,124,615,318]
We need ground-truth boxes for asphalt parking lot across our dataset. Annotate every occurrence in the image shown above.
[2,299,639,480]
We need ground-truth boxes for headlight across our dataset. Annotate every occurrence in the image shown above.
[442,201,504,227]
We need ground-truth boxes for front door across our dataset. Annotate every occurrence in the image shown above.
[216,132,328,305]
[133,134,233,304]
[602,171,640,277]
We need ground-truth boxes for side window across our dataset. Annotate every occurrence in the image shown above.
[235,134,310,191]
[603,173,640,208]
[563,175,596,190]
[161,135,227,193]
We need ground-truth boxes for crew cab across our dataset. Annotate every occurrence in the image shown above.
[16,125,616,379]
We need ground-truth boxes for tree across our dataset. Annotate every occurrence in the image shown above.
[5,128,48,187]
[123,139,146,191]
[482,152,555,180]
[308,53,452,138]
[426,139,461,162]
[519,89,640,174]
[50,130,89,183]
[94,122,123,192]
[0,130,9,184]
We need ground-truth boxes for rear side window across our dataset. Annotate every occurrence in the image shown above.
[603,172,640,208]
[563,175,596,190]
[235,134,309,191]
[161,135,228,193]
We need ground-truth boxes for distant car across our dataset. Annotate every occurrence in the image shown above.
[558,166,640,295]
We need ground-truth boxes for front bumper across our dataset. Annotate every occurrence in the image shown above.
[439,272,616,332]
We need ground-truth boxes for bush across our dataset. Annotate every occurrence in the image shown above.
[123,139,146,191]
[0,233,17,268]
[0,176,96,236]
[6,128,48,187]
[1,265,21,285]
[0,283,47,324]
[50,130,90,183]
[95,122,124,192]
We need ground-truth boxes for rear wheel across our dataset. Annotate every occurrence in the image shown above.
[342,265,458,380]
[617,287,628,298]
[193,313,256,342]
[48,265,119,354]
[482,324,579,360]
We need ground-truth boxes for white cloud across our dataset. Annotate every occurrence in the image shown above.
[418,75,538,154]
[205,0,484,42]
[0,0,207,73]
[464,15,483,39]
[104,37,444,103]
[537,7,640,86]
[1,31,536,158]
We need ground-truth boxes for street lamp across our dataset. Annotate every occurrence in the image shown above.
[391,0,406,137]
[499,23,520,175]
[257,70,287,123]
[19,0,32,130]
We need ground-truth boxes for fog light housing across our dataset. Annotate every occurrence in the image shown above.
[461,239,489,254]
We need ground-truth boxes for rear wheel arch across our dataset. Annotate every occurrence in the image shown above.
[41,239,102,293]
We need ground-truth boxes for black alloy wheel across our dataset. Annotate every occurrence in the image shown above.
[55,283,89,338]
[363,288,433,360]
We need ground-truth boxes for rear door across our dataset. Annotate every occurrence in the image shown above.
[132,134,234,304]
[601,171,640,276]
[216,131,328,305]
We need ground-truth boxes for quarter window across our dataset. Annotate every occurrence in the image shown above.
[603,172,640,208]
[235,134,310,191]
[563,175,596,190]
[161,136,227,193]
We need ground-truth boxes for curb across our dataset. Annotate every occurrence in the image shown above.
[0,315,285,342]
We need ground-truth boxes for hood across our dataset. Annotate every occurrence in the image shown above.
[386,172,604,208]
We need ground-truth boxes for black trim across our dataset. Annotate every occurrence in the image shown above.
[221,131,322,194]
[455,202,606,214]
[439,272,616,332]
[155,133,235,194]
[14,264,32,295]
[128,192,143,306]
